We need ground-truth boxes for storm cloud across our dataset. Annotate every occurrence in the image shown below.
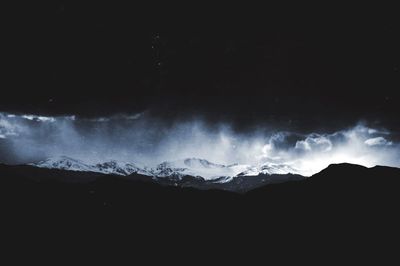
[0,112,399,176]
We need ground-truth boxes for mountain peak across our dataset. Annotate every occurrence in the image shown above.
[32,156,94,172]
[183,158,226,168]
[28,156,303,181]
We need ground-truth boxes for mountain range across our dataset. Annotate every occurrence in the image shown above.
[31,156,302,178]
[27,156,303,192]
[1,160,400,260]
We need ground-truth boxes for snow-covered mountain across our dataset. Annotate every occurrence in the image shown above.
[31,156,97,173]
[236,163,300,176]
[31,156,151,176]
[150,158,242,179]
[30,156,300,182]
[94,161,152,176]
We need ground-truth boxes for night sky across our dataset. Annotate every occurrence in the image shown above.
[2,3,399,131]
[2,5,400,256]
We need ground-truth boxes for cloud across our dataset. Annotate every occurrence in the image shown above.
[89,117,110,122]
[0,112,399,176]
[86,113,144,122]
[295,134,333,152]
[22,115,56,123]
[126,113,143,120]
[365,137,392,146]
[0,115,20,138]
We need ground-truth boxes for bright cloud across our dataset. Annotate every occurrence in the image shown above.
[0,112,399,176]
[365,137,392,146]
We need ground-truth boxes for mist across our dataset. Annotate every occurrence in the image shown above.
[0,112,399,176]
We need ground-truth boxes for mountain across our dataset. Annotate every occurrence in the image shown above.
[235,162,300,176]
[1,162,400,216]
[94,161,151,176]
[1,162,400,261]
[27,156,304,192]
[29,156,301,185]
[150,158,246,180]
[31,156,97,172]
[32,156,151,176]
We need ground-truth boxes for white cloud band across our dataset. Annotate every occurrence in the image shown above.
[0,112,399,176]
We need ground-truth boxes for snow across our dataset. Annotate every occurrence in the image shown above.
[30,156,301,182]
[31,156,152,176]
[31,156,97,172]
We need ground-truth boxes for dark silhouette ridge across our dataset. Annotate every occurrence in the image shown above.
[1,162,400,261]
[1,162,399,224]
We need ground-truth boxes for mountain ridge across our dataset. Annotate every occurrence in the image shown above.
[4,161,400,193]
[29,155,302,182]
[4,158,305,192]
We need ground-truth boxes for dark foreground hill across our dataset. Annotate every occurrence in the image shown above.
[1,163,400,262]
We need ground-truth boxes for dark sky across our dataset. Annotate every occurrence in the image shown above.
[2,3,399,130]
